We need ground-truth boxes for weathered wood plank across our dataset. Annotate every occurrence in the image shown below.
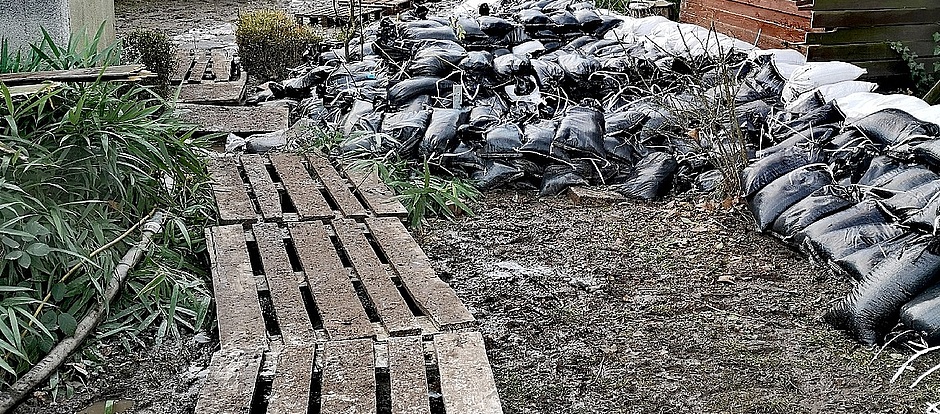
[805,23,940,45]
[170,50,194,83]
[269,153,334,220]
[435,332,502,414]
[725,0,810,18]
[0,64,152,86]
[288,222,374,340]
[241,155,282,222]
[321,339,377,414]
[365,217,475,330]
[388,336,431,414]
[345,167,409,217]
[207,157,255,224]
[175,104,289,134]
[178,74,247,104]
[682,0,806,45]
[807,40,939,62]
[210,50,233,82]
[812,9,940,29]
[205,225,266,347]
[306,155,368,218]
[191,51,211,83]
[334,219,420,336]
[254,223,315,414]
[567,186,627,206]
[194,347,263,414]
[812,0,939,11]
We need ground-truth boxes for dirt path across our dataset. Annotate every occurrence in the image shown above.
[419,191,940,413]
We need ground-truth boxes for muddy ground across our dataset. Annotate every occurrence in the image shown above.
[12,0,940,412]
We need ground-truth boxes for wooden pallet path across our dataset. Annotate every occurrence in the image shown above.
[197,153,501,413]
[290,0,413,26]
[172,48,247,105]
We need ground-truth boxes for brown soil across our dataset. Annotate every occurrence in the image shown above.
[418,191,940,413]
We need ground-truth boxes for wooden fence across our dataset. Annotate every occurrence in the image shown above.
[680,0,940,84]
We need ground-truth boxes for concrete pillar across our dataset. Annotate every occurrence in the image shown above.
[0,0,115,52]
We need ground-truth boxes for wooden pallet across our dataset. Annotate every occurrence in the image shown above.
[172,48,247,104]
[291,0,412,26]
[206,153,408,224]
[196,220,498,413]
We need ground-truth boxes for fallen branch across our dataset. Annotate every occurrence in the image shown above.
[0,65,154,87]
[0,211,166,413]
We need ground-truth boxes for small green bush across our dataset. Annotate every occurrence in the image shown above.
[236,9,322,81]
[121,29,176,97]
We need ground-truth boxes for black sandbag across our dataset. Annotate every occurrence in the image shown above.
[825,237,940,344]
[455,17,486,39]
[749,164,833,231]
[573,9,602,31]
[553,99,606,159]
[340,130,398,155]
[605,111,648,137]
[540,164,588,196]
[381,110,431,157]
[281,69,320,99]
[770,102,843,138]
[857,156,909,187]
[881,180,940,220]
[879,168,939,192]
[531,59,565,89]
[408,40,467,77]
[482,123,524,158]
[557,54,601,82]
[900,284,940,344]
[479,16,515,37]
[475,160,524,190]
[592,15,623,37]
[797,200,886,247]
[404,26,459,41]
[913,139,940,168]
[757,124,838,158]
[809,222,906,263]
[516,9,553,26]
[421,108,467,155]
[493,53,532,77]
[342,99,375,135]
[519,120,558,157]
[734,62,785,104]
[603,135,634,164]
[741,144,822,197]
[460,51,495,73]
[550,11,580,32]
[771,185,856,238]
[835,233,918,281]
[445,141,485,171]
[388,77,455,108]
[612,152,678,200]
[904,192,940,233]
[468,105,502,131]
[850,108,940,147]
[695,170,724,193]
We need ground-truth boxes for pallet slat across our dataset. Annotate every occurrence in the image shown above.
[175,104,289,134]
[306,155,368,218]
[289,222,374,340]
[435,332,502,414]
[242,155,283,222]
[811,0,939,11]
[254,223,316,413]
[389,336,432,414]
[321,339,377,413]
[269,153,334,220]
[805,23,940,45]
[812,9,940,29]
[345,168,409,217]
[807,40,939,62]
[207,157,256,223]
[334,219,420,336]
[194,347,263,414]
[206,225,266,347]
[366,217,475,330]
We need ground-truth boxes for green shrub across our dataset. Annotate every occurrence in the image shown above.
[0,29,213,384]
[236,9,322,81]
[121,29,176,97]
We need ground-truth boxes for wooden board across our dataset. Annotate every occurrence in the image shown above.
[434,332,502,414]
[194,346,263,414]
[0,64,151,86]
[366,217,475,330]
[207,157,256,224]
[805,23,940,45]
[178,74,247,105]
[254,223,315,413]
[242,154,283,222]
[807,40,939,62]
[288,222,374,340]
[175,104,289,134]
[812,9,940,29]
[320,339,377,413]
[568,186,627,206]
[269,153,334,220]
[205,225,266,347]
[306,155,368,218]
[170,50,194,83]
[681,0,808,46]
[812,0,938,11]
[344,167,409,217]
[334,219,420,336]
[388,336,432,414]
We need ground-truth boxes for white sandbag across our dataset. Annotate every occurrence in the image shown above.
[834,92,931,123]
[781,61,867,102]
[454,0,503,16]
[747,48,807,66]
[911,105,940,125]
[784,80,878,112]
[512,39,545,56]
